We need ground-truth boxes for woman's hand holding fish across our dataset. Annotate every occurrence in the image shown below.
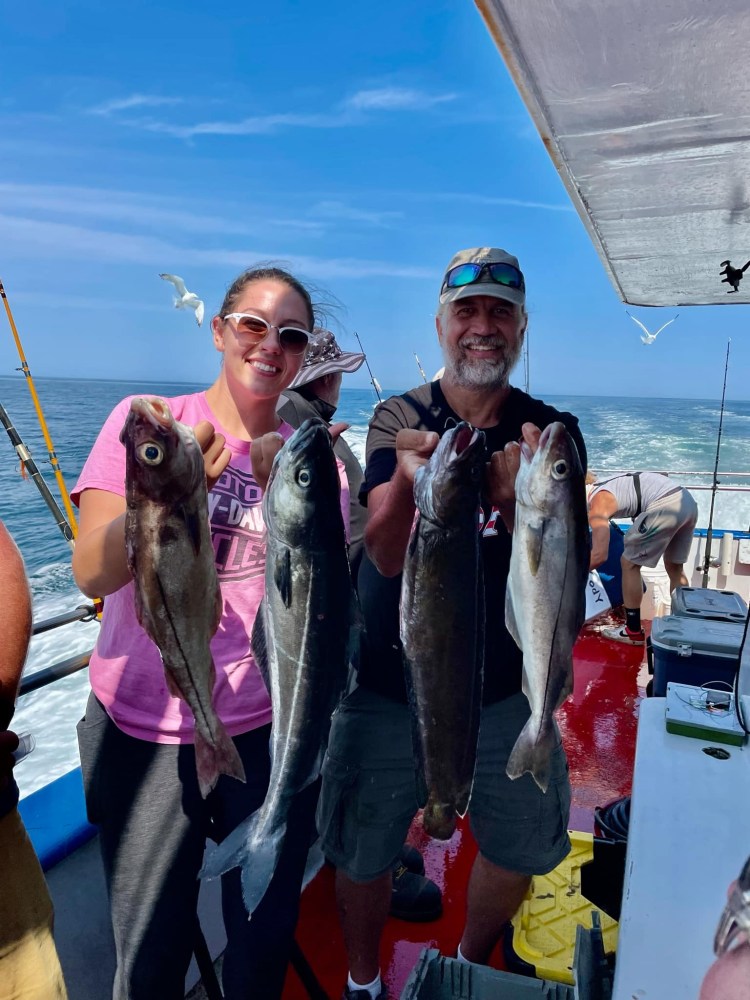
[486,422,542,531]
[250,432,286,492]
[193,421,232,492]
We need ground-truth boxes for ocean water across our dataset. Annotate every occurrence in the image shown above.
[2,376,748,795]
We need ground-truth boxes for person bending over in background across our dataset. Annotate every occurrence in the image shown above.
[588,472,698,646]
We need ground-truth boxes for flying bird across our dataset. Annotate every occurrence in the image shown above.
[159,273,205,326]
[626,311,678,345]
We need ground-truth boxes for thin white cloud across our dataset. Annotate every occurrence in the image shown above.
[346,87,456,111]
[0,182,325,236]
[431,192,575,212]
[89,94,183,116]
[0,213,433,280]
[85,85,456,139]
[131,110,356,139]
[310,200,403,227]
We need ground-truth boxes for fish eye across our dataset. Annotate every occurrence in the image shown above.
[551,459,569,479]
[297,468,312,487]
[137,441,164,466]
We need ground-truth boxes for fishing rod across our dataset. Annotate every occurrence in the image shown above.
[414,353,427,383]
[0,402,74,549]
[0,278,79,536]
[702,339,731,588]
[353,330,382,403]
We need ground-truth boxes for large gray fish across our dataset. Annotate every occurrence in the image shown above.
[400,422,486,840]
[505,421,589,792]
[121,396,246,797]
[200,418,353,915]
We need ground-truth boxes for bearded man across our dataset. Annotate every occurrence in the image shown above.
[317,248,587,1000]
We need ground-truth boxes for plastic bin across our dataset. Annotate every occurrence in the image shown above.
[401,917,612,999]
[649,616,743,697]
[671,587,748,624]
[505,832,618,985]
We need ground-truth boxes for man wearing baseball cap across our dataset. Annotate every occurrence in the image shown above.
[317,248,588,1000]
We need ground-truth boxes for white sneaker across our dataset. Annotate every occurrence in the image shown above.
[602,625,645,646]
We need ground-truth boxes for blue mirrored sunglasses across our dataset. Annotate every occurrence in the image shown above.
[442,261,525,293]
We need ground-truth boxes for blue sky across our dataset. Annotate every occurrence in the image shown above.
[1,0,747,399]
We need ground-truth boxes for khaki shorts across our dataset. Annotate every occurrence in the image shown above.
[0,808,68,1000]
[623,490,699,568]
[317,686,571,881]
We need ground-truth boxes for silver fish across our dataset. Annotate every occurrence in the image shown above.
[400,422,486,840]
[505,421,589,791]
[200,419,353,915]
[121,396,246,798]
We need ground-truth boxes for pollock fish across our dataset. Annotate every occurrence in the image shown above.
[200,418,353,915]
[121,396,246,797]
[400,422,486,840]
[505,421,589,791]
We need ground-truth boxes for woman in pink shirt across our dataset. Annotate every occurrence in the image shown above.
[72,266,349,1000]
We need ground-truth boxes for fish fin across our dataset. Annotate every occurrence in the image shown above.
[200,814,284,919]
[526,520,547,576]
[423,796,457,840]
[301,838,326,892]
[504,579,522,650]
[195,722,246,798]
[506,718,556,793]
[250,602,272,694]
[273,548,293,607]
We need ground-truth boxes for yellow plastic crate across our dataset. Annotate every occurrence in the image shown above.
[508,831,618,985]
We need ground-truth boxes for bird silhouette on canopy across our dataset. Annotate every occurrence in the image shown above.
[719,260,750,294]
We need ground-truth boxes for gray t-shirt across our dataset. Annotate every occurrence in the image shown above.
[589,472,679,518]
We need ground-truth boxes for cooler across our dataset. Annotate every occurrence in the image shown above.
[649,616,743,697]
[670,586,748,624]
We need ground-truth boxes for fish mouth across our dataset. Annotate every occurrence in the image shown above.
[289,418,329,455]
[131,396,173,430]
[448,423,482,461]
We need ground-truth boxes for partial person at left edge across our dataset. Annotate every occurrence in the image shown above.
[70,265,350,1000]
[0,519,68,1000]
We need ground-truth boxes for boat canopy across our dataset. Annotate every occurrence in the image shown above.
[475,0,750,307]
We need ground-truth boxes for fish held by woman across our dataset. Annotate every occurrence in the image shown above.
[400,421,486,840]
[200,418,354,916]
[121,396,246,797]
[505,421,589,792]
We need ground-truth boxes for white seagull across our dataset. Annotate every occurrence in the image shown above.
[159,273,205,326]
[626,310,678,345]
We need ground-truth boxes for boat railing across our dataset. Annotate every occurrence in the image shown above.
[20,603,97,696]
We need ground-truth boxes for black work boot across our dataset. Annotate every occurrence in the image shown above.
[390,859,442,921]
[397,843,425,876]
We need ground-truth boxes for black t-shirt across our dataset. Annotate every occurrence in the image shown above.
[356,381,587,705]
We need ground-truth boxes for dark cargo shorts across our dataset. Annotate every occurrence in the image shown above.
[317,686,571,882]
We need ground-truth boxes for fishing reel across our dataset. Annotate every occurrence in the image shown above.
[719,259,750,293]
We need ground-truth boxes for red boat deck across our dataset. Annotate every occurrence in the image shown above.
[282,612,647,1000]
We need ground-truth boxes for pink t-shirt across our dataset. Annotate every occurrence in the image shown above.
[72,391,350,744]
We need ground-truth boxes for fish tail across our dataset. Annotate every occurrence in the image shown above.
[194,721,247,798]
[200,813,284,919]
[423,796,457,840]
[506,718,556,793]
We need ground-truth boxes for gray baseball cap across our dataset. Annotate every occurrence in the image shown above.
[438,247,526,309]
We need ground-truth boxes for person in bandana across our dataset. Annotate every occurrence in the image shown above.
[278,329,367,579]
